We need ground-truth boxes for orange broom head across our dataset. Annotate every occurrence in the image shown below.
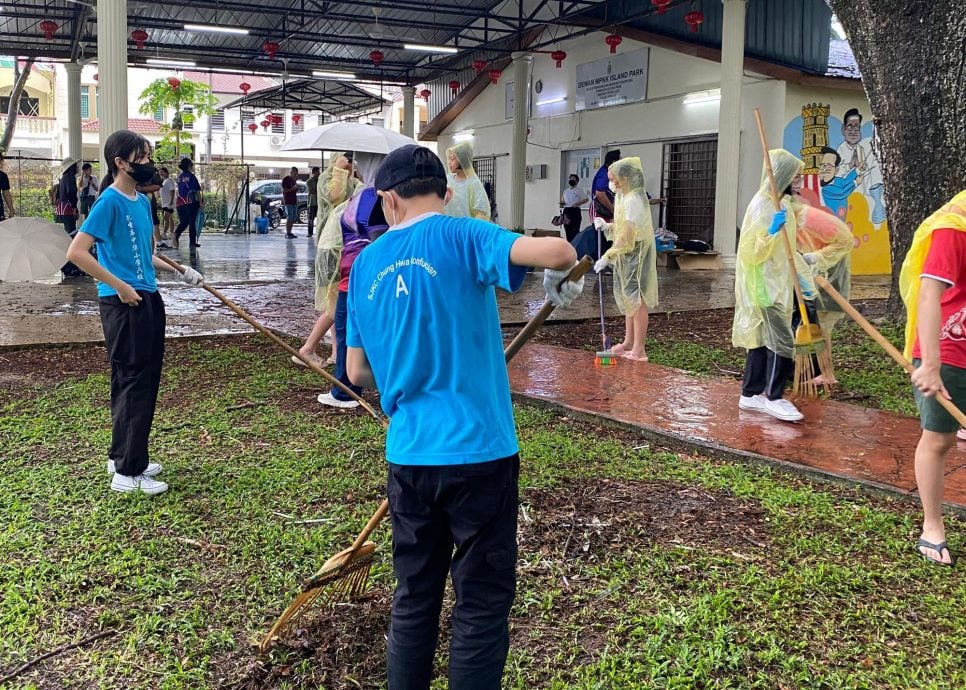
[595,351,618,366]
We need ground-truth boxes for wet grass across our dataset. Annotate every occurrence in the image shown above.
[1,337,963,689]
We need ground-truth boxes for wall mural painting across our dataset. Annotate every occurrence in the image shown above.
[783,103,891,275]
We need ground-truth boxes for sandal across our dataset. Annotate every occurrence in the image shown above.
[291,353,323,368]
[622,352,649,362]
[611,344,628,355]
[918,537,955,566]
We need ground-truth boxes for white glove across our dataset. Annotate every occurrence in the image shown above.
[593,217,609,231]
[180,267,204,285]
[543,266,585,308]
[802,252,818,266]
[594,257,611,273]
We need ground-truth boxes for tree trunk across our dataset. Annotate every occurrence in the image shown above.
[827,1,966,316]
[0,57,37,154]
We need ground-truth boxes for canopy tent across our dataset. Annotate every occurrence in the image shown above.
[223,78,390,120]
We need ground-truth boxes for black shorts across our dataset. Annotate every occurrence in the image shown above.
[150,198,160,226]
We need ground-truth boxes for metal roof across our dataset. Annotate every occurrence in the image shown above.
[222,77,389,117]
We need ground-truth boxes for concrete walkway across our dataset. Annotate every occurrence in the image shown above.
[507,343,966,510]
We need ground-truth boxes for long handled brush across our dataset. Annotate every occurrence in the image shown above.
[594,224,617,367]
[815,276,966,426]
[261,255,593,652]
[753,109,834,398]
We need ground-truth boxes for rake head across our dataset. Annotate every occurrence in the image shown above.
[259,541,377,653]
[792,323,835,398]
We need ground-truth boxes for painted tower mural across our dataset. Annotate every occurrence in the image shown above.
[784,103,891,275]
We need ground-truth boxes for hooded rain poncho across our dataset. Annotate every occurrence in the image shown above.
[444,141,490,221]
[732,149,815,359]
[794,199,853,331]
[899,190,966,358]
[601,157,658,314]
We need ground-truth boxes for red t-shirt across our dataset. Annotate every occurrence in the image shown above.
[913,228,966,369]
[281,176,297,205]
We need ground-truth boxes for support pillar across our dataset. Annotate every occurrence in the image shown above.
[510,52,531,231]
[96,0,128,165]
[64,62,82,164]
[712,0,747,265]
[401,86,415,139]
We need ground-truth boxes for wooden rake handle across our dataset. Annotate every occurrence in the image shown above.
[156,253,385,423]
[753,108,812,329]
[344,255,594,554]
[815,276,966,427]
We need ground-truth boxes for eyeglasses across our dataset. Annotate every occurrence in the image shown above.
[844,124,862,131]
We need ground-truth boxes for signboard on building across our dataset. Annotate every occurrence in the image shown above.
[575,48,648,111]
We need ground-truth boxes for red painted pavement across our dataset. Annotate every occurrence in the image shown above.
[507,344,966,510]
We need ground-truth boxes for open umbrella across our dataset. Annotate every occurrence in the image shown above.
[0,217,72,282]
[281,121,417,154]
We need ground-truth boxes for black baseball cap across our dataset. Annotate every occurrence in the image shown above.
[374,145,447,192]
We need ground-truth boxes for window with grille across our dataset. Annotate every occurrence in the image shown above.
[271,113,284,135]
[0,96,40,116]
[210,109,225,130]
[80,91,89,119]
[660,137,718,247]
[153,105,164,122]
[473,156,498,222]
[181,106,194,130]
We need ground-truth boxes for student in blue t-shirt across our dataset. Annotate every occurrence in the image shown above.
[345,145,584,690]
[66,130,204,496]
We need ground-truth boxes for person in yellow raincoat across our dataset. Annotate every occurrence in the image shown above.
[794,197,853,383]
[294,153,362,367]
[900,190,966,566]
[732,149,816,422]
[444,141,491,220]
[592,157,657,361]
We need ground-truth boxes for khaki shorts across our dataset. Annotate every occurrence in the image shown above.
[912,360,966,433]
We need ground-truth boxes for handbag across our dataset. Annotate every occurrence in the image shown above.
[551,211,565,227]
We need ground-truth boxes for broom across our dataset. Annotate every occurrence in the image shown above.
[260,255,594,652]
[594,223,617,367]
[815,276,966,426]
[753,109,834,398]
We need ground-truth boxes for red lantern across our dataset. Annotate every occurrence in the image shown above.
[419,88,431,100]
[39,20,58,40]
[263,41,280,60]
[247,123,258,134]
[472,59,487,75]
[487,69,501,85]
[260,120,270,131]
[167,77,181,90]
[449,80,460,96]
[605,34,622,54]
[651,0,672,14]
[550,50,567,68]
[369,50,385,68]
[239,82,252,94]
[292,114,301,125]
[130,29,149,50]
[685,10,705,33]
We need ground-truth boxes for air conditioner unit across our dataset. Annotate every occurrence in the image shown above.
[524,164,547,181]
[270,135,284,147]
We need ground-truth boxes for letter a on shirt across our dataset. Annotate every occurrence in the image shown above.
[396,274,409,298]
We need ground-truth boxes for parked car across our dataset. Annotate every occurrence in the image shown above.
[249,179,310,225]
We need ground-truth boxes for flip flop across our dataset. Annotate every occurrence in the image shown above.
[622,352,649,362]
[291,353,323,368]
[917,538,955,567]
[611,344,628,355]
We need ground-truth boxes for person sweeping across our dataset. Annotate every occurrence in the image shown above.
[591,156,658,362]
[901,190,966,566]
[733,149,817,422]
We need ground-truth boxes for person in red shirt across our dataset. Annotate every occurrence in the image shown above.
[905,191,966,566]
[282,166,299,238]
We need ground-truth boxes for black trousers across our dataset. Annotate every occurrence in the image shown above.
[99,291,166,476]
[562,207,582,243]
[741,346,794,401]
[307,204,318,236]
[175,203,200,245]
[387,454,520,690]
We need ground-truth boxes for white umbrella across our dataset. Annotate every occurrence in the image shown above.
[0,217,72,282]
[281,122,417,154]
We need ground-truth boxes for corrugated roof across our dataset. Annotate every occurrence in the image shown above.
[82,118,163,134]
[826,39,861,79]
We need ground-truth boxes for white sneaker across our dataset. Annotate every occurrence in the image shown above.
[110,473,169,495]
[317,392,360,409]
[738,394,767,411]
[107,460,162,477]
[761,397,804,422]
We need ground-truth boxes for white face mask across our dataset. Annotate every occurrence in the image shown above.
[608,181,618,194]
[383,193,399,227]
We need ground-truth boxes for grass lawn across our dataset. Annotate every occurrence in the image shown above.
[1,336,963,689]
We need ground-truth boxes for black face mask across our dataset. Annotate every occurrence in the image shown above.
[127,161,157,185]
[568,179,578,187]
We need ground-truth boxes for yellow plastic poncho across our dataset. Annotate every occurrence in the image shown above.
[899,190,966,358]
[600,157,658,314]
[794,199,853,331]
[444,141,490,220]
[732,149,815,359]
[313,154,360,314]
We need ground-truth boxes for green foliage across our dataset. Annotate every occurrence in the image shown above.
[138,78,217,160]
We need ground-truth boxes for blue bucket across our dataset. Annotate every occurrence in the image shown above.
[255,217,269,234]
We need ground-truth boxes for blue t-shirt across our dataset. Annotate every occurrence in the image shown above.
[346,213,527,466]
[79,186,157,298]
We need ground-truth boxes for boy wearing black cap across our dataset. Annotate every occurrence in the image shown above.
[345,145,583,690]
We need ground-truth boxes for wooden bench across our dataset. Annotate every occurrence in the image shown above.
[657,249,722,270]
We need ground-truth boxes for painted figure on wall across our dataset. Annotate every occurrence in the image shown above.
[837,108,885,226]
[818,146,859,219]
